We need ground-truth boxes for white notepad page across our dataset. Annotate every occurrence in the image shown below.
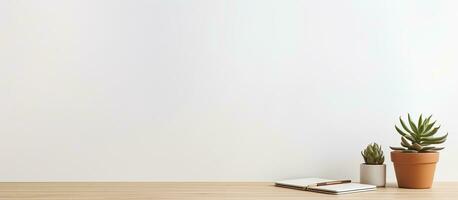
[309,182,376,194]
[275,178,376,194]
[275,178,334,188]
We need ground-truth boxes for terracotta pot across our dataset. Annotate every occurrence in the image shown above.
[391,151,439,189]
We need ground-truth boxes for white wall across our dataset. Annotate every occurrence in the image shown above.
[1,0,457,181]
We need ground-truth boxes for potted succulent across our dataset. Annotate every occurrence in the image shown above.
[390,114,448,189]
[360,143,386,187]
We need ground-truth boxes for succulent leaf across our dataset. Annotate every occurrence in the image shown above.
[423,120,436,135]
[420,146,436,151]
[424,115,432,125]
[390,146,406,150]
[399,117,414,135]
[395,125,407,136]
[422,138,447,145]
[408,114,418,134]
[423,126,441,137]
[400,137,411,148]
[422,133,448,142]
[395,126,413,141]
[418,114,424,133]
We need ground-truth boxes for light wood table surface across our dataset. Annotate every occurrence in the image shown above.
[0,182,456,200]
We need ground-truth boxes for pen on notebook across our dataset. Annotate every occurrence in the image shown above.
[308,180,352,187]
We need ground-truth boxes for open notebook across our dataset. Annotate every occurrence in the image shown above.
[275,178,376,195]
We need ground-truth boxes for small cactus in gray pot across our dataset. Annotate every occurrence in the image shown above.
[361,143,385,165]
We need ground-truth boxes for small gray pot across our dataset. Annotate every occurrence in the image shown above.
[360,163,386,187]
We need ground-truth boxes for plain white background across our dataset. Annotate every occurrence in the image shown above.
[1,0,457,181]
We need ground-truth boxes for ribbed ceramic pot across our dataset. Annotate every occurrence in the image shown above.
[391,151,439,189]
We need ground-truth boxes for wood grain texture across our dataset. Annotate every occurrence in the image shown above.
[0,182,456,200]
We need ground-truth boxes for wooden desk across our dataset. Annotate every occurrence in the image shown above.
[0,182,456,200]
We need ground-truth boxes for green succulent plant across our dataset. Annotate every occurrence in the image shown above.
[390,114,448,153]
[361,143,385,165]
